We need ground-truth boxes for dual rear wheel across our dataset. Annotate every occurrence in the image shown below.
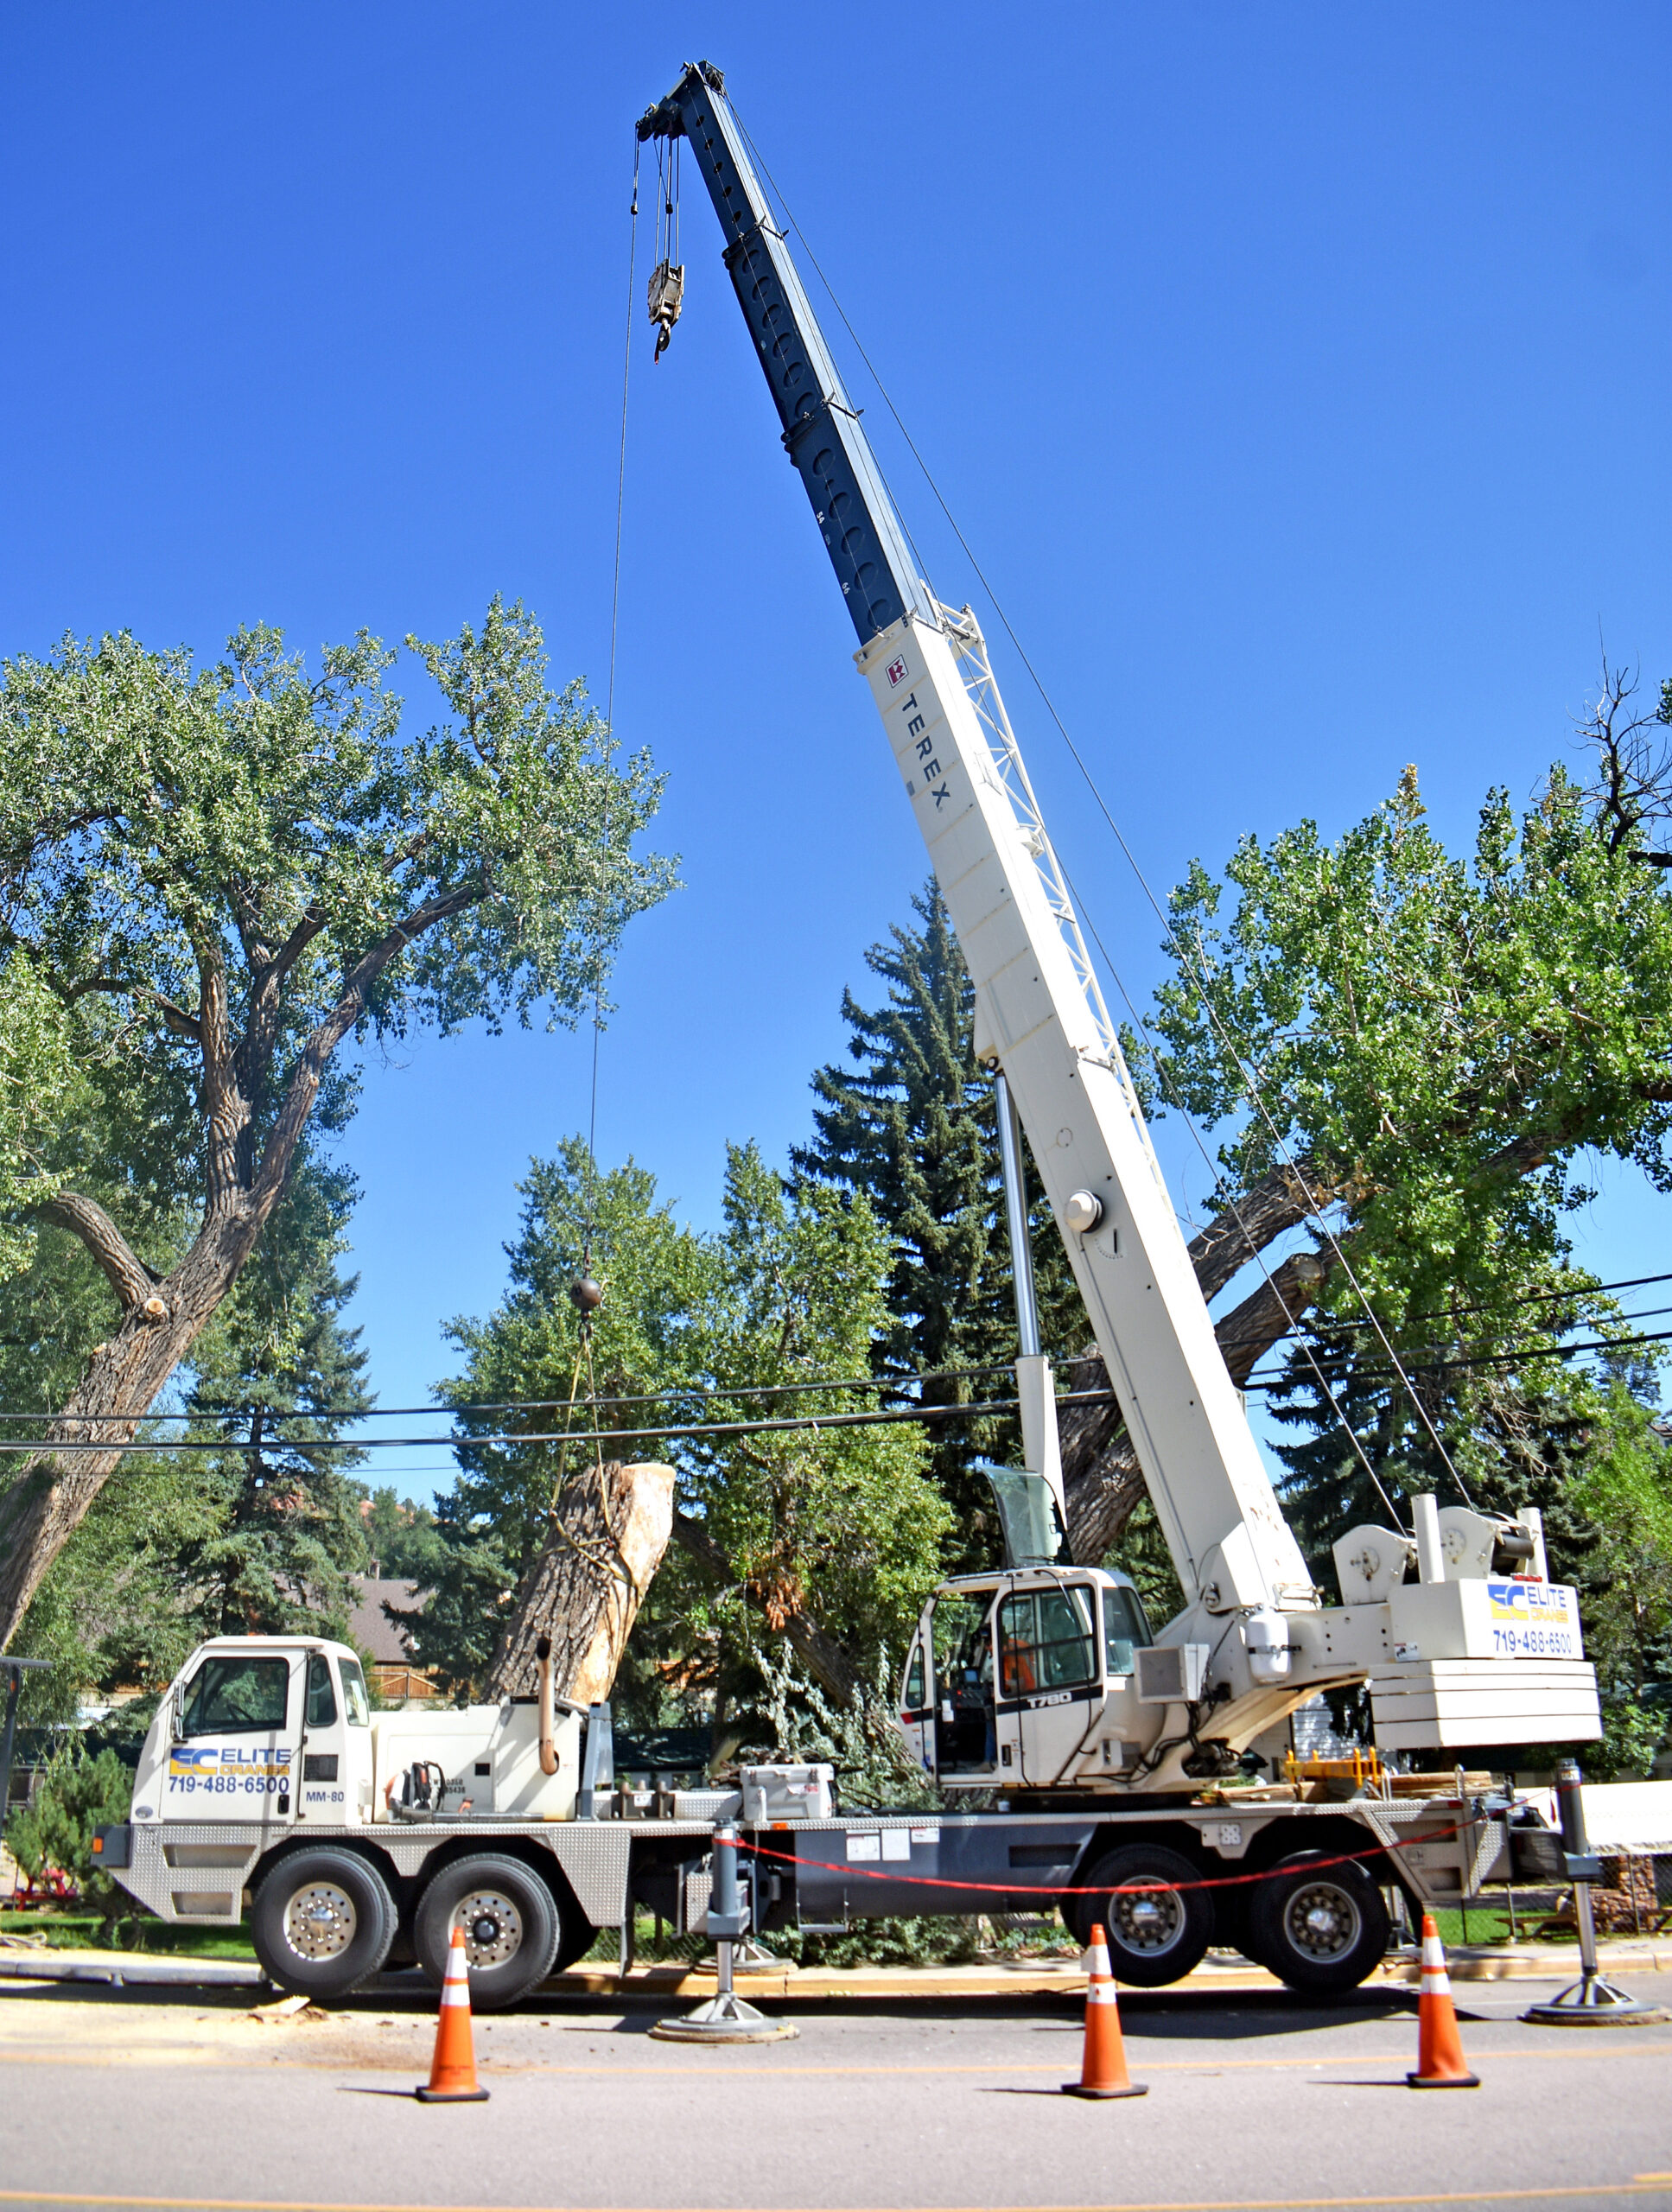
[1064,1842,1389,1993]
[251,1847,594,2008]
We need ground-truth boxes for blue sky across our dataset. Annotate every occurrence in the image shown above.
[4,5,1669,1497]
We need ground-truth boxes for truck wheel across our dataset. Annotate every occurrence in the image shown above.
[1247,1852,1389,1993]
[416,1854,562,2011]
[550,1889,597,1973]
[251,1847,397,2001]
[1069,1844,1214,1988]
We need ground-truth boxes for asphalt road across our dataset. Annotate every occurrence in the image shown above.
[3,1966,1671,2212]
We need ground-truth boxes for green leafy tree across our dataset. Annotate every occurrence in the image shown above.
[0,597,673,1647]
[406,1141,713,1698]
[677,1141,953,1741]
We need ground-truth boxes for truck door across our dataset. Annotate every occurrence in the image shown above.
[995,1582,1103,1786]
[896,1629,934,1774]
[930,1588,1001,1779]
[296,1651,366,1824]
[167,1649,302,1821]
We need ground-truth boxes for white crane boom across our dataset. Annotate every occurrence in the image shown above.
[639,60,1600,1771]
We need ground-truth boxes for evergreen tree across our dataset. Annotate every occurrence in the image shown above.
[172,1152,372,1640]
[792,880,1084,1569]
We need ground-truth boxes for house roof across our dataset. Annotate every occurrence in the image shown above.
[348,1576,426,1665]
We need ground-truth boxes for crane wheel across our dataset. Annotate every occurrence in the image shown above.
[250,1847,397,2001]
[416,1853,563,2010]
[1065,1843,1214,1988]
[1245,1851,1389,1993]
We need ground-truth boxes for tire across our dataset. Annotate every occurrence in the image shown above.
[416,1853,562,2011]
[251,1847,397,2001]
[550,1888,597,1973]
[1067,1843,1215,1988]
[1247,1851,1390,1993]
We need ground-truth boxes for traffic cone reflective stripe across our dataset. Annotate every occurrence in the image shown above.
[1063,1923,1148,2101]
[1408,1914,1479,2089]
[416,1924,490,2103]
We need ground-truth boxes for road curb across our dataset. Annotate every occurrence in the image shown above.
[3,1940,1666,1999]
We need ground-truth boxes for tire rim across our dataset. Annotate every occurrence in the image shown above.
[454,1889,524,1968]
[283,1881,357,1961]
[1109,1878,1186,1958]
[1283,1879,1363,1962]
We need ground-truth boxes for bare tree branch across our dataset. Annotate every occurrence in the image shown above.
[36,1192,158,1312]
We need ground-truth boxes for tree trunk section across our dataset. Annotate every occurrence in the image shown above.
[0,1205,263,1650]
[486,1461,676,1705]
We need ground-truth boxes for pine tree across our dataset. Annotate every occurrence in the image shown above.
[792,880,1084,1569]
[175,1152,372,1639]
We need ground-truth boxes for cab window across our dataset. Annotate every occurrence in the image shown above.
[180,1656,289,1737]
[306,1653,338,1727]
[903,1645,926,1711]
[1103,1585,1152,1677]
[339,1656,371,1726]
[998,1586,1097,1696]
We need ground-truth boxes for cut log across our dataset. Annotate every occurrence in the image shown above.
[486,1459,677,1706]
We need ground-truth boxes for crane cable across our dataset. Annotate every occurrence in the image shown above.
[540,135,645,1587]
[727,96,1473,1523]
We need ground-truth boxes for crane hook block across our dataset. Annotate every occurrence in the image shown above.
[648,260,683,360]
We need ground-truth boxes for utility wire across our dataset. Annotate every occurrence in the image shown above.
[1242,1322,1672,1395]
[0,1361,1028,1427]
[0,1389,1115,1456]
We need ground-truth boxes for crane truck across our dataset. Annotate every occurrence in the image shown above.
[92,60,1601,2009]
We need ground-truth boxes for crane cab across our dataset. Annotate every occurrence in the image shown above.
[896,1568,1156,1792]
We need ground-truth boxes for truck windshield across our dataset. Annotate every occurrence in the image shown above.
[998,1586,1097,1694]
[338,1656,371,1726]
[180,1656,289,1737]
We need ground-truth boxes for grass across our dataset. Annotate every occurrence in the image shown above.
[0,1906,255,1960]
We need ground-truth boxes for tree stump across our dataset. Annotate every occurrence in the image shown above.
[486,1460,677,1705]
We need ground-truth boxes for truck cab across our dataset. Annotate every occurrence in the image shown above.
[898,1567,1156,1791]
[130,1636,374,1830]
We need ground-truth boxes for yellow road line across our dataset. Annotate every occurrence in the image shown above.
[0,2183,1669,2211]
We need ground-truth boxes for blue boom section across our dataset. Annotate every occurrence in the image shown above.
[638,63,936,645]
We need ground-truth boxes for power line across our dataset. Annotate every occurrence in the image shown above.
[0,1387,1119,1457]
[0,1361,1025,1427]
[1243,1323,1672,1395]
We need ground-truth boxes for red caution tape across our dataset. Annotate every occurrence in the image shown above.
[738,1810,1478,1897]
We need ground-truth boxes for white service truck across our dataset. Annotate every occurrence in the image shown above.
[93,60,1600,2007]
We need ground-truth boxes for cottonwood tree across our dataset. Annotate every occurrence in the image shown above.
[1065,747,1672,1559]
[0,598,673,1647]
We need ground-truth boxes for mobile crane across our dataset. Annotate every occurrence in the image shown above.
[95,61,1599,2009]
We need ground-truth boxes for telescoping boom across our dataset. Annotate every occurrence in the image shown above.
[638,60,1601,1787]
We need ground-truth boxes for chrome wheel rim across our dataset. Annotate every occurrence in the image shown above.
[454,1888,524,1967]
[1109,1879,1186,1958]
[283,1881,357,1961]
[1283,1880,1362,1962]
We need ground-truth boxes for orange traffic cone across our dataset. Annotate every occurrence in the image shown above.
[1063,1924,1148,2100]
[1408,1914,1479,2089]
[416,1924,490,2103]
